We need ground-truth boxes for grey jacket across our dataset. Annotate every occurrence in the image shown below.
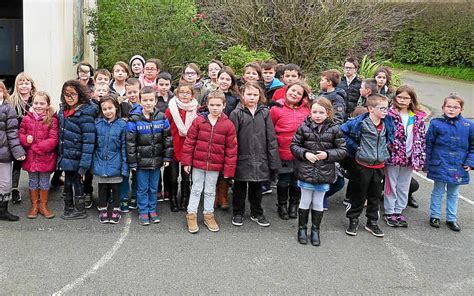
[0,101,25,163]
[355,116,390,165]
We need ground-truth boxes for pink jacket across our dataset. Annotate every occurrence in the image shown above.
[19,112,59,173]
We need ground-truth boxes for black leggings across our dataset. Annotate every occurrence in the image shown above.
[98,183,120,209]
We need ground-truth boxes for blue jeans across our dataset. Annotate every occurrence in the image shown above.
[187,168,219,214]
[430,181,460,222]
[120,170,137,201]
[64,171,83,197]
[136,168,161,215]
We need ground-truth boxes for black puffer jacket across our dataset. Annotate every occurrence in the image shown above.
[126,105,173,169]
[318,88,347,125]
[229,104,281,181]
[0,101,25,163]
[291,117,346,184]
[337,76,362,117]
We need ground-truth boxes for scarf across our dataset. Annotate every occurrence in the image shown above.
[168,97,198,137]
[32,110,46,121]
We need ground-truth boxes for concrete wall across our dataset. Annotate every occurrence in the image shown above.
[23,0,96,108]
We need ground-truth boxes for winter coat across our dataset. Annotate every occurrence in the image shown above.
[272,85,288,103]
[425,115,474,185]
[291,117,346,184]
[57,102,98,174]
[341,112,394,163]
[19,112,58,172]
[270,99,310,161]
[318,88,347,124]
[0,101,25,163]
[386,107,426,171]
[201,91,240,116]
[181,110,237,177]
[126,105,173,169]
[92,117,128,177]
[265,78,285,106]
[229,104,281,181]
[337,75,362,117]
[165,106,196,162]
[156,91,175,114]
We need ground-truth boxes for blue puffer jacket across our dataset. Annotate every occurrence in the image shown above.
[92,117,128,177]
[57,102,98,174]
[425,115,474,185]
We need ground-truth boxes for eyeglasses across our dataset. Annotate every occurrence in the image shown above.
[64,92,78,98]
[375,106,388,112]
[344,67,355,70]
[179,91,192,96]
[445,105,461,110]
[396,95,411,101]
[79,69,90,74]
[209,68,221,72]
[145,67,157,71]
[184,72,197,76]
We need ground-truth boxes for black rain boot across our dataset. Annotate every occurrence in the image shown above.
[60,193,75,220]
[179,182,190,211]
[276,185,289,220]
[297,208,309,245]
[64,195,88,220]
[0,194,20,221]
[288,186,300,219]
[311,210,324,246]
[169,179,179,212]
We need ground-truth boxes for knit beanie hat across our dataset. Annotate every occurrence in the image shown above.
[129,55,146,68]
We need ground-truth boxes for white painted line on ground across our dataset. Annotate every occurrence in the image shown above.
[413,171,474,205]
[397,232,461,252]
[52,215,132,296]
[384,238,419,283]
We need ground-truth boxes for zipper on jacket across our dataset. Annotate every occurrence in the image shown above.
[206,123,216,171]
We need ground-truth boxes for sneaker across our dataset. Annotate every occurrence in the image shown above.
[396,214,408,228]
[384,214,399,227]
[342,198,350,206]
[429,217,440,228]
[109,210,121,224]
[250,215,270,227]
[270,180,277,188]
[163,192,170,201]
[11,189,22,204]
[129,198,137,210]
[84,194,93,209]
[261,186,272,195]
[365,221,384,237]
[120,201,130,213]
[157,192,164,202]
[98,209,109,224]
[345,219,358,236]
[139,213,150,226]
[149,212,161,224]
[232,215,244,227]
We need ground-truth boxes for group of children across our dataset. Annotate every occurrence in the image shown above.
[0,55,472,248]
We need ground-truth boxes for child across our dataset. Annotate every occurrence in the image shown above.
[126,86,173,225]
[384,85,426,228]
[291,97,346,246]
[261,60,284,105]
[181,90,237,233]
[92,82,110,105]
[93,96,128,224]
[93,69,112,86]
[426,94,473,232]
[9,72,37,203]
[129,55,146,78]
[318,69,346,124]
[374,67,394,99]
[229,81,281,227]
[0,81,26,221]
[139,58,161,88]
[179,63,207,104]
[337,57,362,118]
[240,62,262,85]
[270,81,311,220]
[57,80,98,220]
[76,62,95,92]
[202,59,224,93]
[110,61,130,96]
[341,94,394,237]
[271,64,304,102]
[165,84,199,212]
[356,78,378,109]
[19,91,58,219]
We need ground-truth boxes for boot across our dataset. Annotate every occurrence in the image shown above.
[39,190,55,219]
[203,213,219,232]
[179,182,190,211]
[186,212,199,233]
[298,208,309,245]
[168,180,179,212]
[63,195,87,220]
[288,186,300,219]
[60,193,74,219]
[27,190,40,219]
[276,185,289,220]
[218,180,230,210]
[311,210,324,246]
[0,194,20,221]
[214,182,221,208]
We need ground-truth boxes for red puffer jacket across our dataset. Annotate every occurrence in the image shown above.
[19,112,59,172]
[270,99,310,161]
[181,112,237,178]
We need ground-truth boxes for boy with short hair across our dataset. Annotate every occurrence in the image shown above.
[357,78,378,107]
[126,86,173,225]
[92,82,110,104]
[271,64,304,102]
[261,60,284,105]
[341,94,394,237]
[156,72,175,113]
[93,69,112,85]
[319,69,346,124]
[337,57,362,119]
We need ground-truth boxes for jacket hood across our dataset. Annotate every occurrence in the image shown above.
[76,102,99,117]
[319,87,346,100]
[267,78,284,90]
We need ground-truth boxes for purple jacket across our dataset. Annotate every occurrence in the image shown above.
[0,101,26,163]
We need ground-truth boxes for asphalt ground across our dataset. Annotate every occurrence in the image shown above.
[0,172,472,295]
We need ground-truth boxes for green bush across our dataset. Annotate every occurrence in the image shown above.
[390,3,473,67]
[220,45,273,76]
[86,0,219,79]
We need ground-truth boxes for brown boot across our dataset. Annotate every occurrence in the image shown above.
[218,180,230,210]
[186,212,199,233]
[214,183,221,208]
[39,190,55,219]
[204,213,219,232]
[27,190,39,219]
